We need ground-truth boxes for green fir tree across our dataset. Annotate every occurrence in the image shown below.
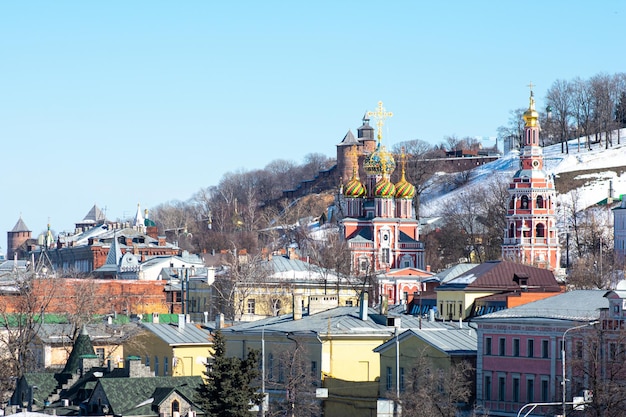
[196,330,263,417]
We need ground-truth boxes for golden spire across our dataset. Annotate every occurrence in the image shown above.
[367,101,393,142]
[523,82,539,127]
[399,147,407,181]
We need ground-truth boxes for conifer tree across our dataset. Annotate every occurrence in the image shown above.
[196,330,263,417]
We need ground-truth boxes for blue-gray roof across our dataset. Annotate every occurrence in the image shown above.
[374,325,477,356]
[141,322,212,346]
[471,290,608,323]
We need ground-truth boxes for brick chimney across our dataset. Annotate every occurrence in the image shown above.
[158,236,166,246]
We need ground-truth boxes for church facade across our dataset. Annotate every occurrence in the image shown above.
[337,102,425,276]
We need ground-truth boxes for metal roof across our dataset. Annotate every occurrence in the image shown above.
[374,325,477,356]
[471,290,607,322]
[141,322,212,346]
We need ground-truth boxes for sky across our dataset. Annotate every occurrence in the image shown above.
[1,0,625,247]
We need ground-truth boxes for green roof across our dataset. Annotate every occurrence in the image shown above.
[97,376,203,416]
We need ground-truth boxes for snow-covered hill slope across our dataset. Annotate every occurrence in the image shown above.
[421,130,626,218]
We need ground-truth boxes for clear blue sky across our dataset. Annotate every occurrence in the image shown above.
[1,0,625,246]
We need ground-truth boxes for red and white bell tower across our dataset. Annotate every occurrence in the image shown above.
[502,85,560,270]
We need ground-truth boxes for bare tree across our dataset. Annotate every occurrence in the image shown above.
[398,350,474,417]
[0,271,57,401]
[546,79,574,154]
[267,336,321,417]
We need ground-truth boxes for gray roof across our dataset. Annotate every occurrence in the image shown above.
[11,217,30,232]
[434,263,480,284]
[35,323,140,345]
[223,306,461,338]
[471,290,608,323]
[374,325,477,356]
[337,130,358,146]
[141,322,212,346]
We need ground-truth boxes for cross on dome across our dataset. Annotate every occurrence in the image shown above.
[367,101,393,141]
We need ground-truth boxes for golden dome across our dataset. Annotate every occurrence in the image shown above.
[363,143,396,176]
[523,88,539,127]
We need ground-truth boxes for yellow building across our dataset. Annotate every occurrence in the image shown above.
[188,251,361,323]
[374,322,477,400]
[222,297,434,417]
[123,314,212,377]
[435,260,562,321]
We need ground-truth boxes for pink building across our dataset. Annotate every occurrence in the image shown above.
[473,290,607,416]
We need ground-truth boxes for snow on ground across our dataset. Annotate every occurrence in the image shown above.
[420,130,626,218]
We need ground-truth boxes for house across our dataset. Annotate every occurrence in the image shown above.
[30,323,139,370]
[7,323,206,417]
[435,260,563,321]
[123,314,212,377]
[373,319,477,406]
[472,290,607,417]
[221,295,446,417]
[204,249,361,322]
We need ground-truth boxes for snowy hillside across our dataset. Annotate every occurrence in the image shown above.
[420,130,626,218]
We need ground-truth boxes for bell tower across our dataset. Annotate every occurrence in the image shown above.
[502,84,560,270]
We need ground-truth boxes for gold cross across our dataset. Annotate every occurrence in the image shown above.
[367,101,393,141]
[527,81,534,95]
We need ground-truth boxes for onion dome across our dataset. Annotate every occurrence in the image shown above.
[523,88,539,127]
[395,175,415,199]
[344,176,366,197]
[363,143,396,176]
[374,177,396,198]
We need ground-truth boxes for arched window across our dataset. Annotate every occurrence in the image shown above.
[536,223,545,238]
[536,195,544,208]
[521,195,529,209]
[171,400,180,416]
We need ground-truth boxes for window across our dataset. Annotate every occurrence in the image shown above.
[247,299,256,314]
[382,248,390,264]
[485,337,492,355]
[345,300,353,306]
[498,376,506,401]
[499,338,506,356]
[484,375,492,400]
[386,367,393,391]
[96,348,105,362]
[536,195,544,208]
[528,339,534,358]
[146,356,150,367]
[311,361,317,378]
[171,400,180,416]
[526,378,534,402]
[164,356,169,375]
[541,379,549,402]
[155,356,159,375]
[513,376,520,402]
[536,223,545,238]
[542,340,549,358]
[521,195,529,209]
[400,367,405,392]
[513,339,520,357]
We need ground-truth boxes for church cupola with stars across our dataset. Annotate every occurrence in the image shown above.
[501,85,560,271]
[338,101,424,274]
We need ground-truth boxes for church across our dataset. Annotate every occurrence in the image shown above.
[336,102,425,276]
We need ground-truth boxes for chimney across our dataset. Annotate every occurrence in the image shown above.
[207,267,215,285]
[203,311,209,325]
[429,309,435,322]
[426,265,431,272]
[158,236,166,246]
[152,313,159,323]
[178,314,185,330]
[359,292,369,321]
[293,293,303,320]
[379,295,389,315]
[215,313,224,329]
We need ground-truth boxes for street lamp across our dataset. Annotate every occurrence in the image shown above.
[561,321,599,417]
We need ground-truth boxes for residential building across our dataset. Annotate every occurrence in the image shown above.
[501,87,560,271]
[435,260,562,321]
[374,320,477,413]
[472,290,607,416]
[221,297,444,417]
[123,314,213,377]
